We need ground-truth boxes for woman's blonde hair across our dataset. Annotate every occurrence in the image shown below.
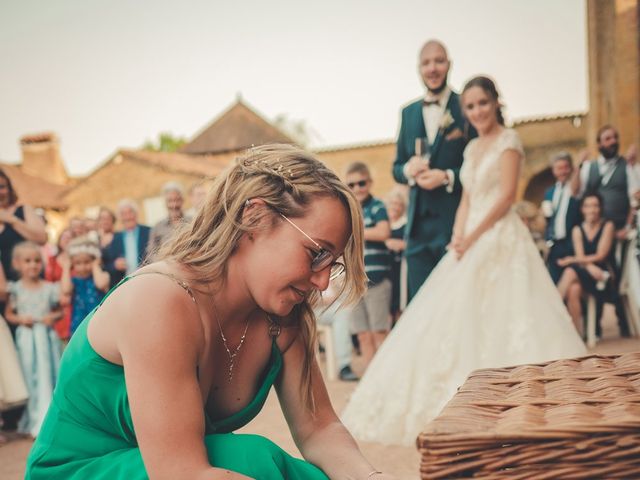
[159,144,367,410]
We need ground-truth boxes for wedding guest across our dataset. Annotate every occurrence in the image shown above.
[384,188,408,325]
[556,193,615,335]
[61,237,109,336]
[0,311,28,444]
[148,182,191,257]
[186,181,208,217]
[392,39,475,301]
[570,125,638,336]
[105,200,150,287]
[315,279,359,382]
[44,229,74,342]
[97,207,116,252]
[344,162,391,369]
[0,168,47,434]
[542,152,581,283]
[0,242,62,438]
[25,144,394,480]
[68,217,86,239]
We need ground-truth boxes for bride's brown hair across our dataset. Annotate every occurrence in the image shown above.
[462,75,505,126]
[158,144,367,411]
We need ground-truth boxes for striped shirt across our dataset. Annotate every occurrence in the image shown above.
[362,196,391,285]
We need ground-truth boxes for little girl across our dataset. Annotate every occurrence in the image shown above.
[62,237,110,336]
[0,241,62,438]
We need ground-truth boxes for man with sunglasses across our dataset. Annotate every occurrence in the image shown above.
[343,162,392,370]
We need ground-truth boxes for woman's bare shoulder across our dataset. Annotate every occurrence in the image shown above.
[88,268,205,365]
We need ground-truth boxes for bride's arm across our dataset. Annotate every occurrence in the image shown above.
[458,149,521,254]
[451,190,470,245]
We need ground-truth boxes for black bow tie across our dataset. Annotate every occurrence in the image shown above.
[424,99,440,107]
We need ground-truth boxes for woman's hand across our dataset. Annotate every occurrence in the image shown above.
[384,238,405,252]
[557,257,574,267]
[18,315,35,327]
[454,236,474,259]
[0,208,16,225]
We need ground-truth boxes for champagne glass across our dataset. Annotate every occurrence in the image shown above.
[415,137,431,167]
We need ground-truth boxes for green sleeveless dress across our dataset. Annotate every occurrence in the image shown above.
[25,274,328,479]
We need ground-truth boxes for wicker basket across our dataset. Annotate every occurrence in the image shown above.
[417,352,640,479]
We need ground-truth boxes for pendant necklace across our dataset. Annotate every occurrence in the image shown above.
[213,302,251,382]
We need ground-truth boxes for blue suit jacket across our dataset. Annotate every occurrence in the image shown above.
[543,185,580,242]
[392,92,475,254]
[104,225,151,286]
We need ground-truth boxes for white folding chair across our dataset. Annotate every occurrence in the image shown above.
[316,323,337,381]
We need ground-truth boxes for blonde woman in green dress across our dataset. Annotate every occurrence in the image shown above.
[26,145,394,480]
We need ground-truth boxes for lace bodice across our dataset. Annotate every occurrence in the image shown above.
[460,128,524,229]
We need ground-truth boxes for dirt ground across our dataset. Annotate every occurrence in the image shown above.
[2,309,638,480]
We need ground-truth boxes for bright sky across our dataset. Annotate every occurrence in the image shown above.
[0,0,587,176]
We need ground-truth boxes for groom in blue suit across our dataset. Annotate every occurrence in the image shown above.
[392,40,474,301]
[542,152,580,283]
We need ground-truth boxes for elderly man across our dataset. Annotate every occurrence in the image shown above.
[392,39,475,301]
[148,181,191,255]
[542,152,581,283]
[104,199,151,286]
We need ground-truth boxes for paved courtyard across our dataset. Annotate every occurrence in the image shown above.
[2,310,638,480]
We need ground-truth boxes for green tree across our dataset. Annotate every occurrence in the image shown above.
[273,114,321,147]
[142,132,187,152]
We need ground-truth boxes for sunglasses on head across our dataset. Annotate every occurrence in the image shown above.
[347,180,369,189]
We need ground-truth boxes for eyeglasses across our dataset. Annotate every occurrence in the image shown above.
[347,180,369,189]
[279,213,345,280]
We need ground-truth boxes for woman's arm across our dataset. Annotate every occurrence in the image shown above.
[110,278,251,480]
[92,258,110,292]
[452,190,470,241]
[456,149,521,257]
[572,222,615,265]
[364,220,391,242]
[61,256,74,297]
[2,205,48,245]
[4,299,32,327]
[0,262,7,301]
[276,337,392,480]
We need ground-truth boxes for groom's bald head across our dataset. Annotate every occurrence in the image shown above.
[420,40,449,60]
[418,40,450,93]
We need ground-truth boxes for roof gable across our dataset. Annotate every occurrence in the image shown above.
[180,99,295,154]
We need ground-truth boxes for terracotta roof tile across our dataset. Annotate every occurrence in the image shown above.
[0,163,69,209]
[180,99,295,154]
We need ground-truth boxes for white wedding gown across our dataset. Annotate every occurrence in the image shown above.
[341,128,587,446]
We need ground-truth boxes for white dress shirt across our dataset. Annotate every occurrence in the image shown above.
[578,155,640,199]
[552,182,571,240]
[403,86,455,193]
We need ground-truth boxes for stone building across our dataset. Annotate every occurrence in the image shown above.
[0,133,74,238]
[8,0,637,236]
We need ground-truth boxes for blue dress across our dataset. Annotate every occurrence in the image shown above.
[69,277,104,335]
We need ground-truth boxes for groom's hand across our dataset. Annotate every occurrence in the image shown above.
[406,156,429,178]
[416,169,447,190]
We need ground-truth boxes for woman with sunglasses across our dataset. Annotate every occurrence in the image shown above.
[25,145,394,480]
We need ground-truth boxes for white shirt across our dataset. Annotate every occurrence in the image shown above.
[403,86,454,193]
[578,155,640,200]
[422,87,452,145]
[552,182,571,240]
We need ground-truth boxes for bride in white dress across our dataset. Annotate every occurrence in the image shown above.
[341,76,587,446]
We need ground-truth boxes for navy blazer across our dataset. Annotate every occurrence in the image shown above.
[543,184,580,242]
[104,225,151,286]
[392,92,475,253]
